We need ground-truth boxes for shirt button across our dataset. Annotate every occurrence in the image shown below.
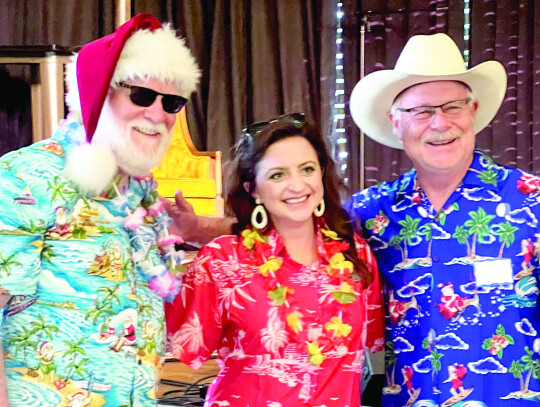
[433,256,439,262]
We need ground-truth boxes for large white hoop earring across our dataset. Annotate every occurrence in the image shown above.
[251,198,268,229]
[314,199,325,217]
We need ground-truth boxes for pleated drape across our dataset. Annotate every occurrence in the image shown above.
[0,0,115,156]
[134,0,336,161]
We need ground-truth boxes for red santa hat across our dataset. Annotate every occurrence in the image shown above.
[65,13,200,142]
[63,13,200,196]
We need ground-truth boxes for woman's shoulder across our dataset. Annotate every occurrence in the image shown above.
[188,233,260,286]
[195,229,272,269]
[352,232,369,246]
[197,233,259,263]
[353,233,375,263]
[199,234,242,254]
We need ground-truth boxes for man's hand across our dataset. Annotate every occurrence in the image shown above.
[160,190,200,240]
[160,190,236,247]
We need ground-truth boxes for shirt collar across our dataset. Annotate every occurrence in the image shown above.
[393,149,505,206]
[54,113,156,207]
[255,219,332,264]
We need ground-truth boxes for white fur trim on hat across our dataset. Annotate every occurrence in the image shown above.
[111,24,200,98]
[63,143,117,196]
[64,54,81,114]
[349,33,507,149]
[65,24,200,114]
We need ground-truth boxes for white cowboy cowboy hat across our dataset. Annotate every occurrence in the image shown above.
[349,33,507,149]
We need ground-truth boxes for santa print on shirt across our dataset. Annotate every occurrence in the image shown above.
[348,150,540,406]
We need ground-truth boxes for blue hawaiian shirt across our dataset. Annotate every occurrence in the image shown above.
[346,150,540,407]
[0,115,168,406]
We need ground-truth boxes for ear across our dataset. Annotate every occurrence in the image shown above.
[244,182,259,200]
[471,99,479,115]
[388,111,403,141]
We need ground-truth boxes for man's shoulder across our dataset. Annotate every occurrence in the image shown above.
[473,150,540,191]
[0,137,72,212]
[503,166,540,201]
[348,170,415,210]
[1,138,66,176]
[467,150,540,217]
[471,149,525,182]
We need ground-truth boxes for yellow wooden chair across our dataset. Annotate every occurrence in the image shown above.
[152,109,223,216]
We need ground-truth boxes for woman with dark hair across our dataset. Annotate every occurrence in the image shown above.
[166,113,384,406]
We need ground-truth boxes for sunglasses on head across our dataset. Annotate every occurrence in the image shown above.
[118,82,188,114]
[242,112,306,138]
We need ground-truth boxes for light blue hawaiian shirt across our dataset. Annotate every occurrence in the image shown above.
[0,115,167,406]
[346,150,540,407]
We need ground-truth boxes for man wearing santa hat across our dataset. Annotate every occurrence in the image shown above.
[0,13,199,406]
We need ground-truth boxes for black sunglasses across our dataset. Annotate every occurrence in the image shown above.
[242,112,306,138]
[118,82,188,114]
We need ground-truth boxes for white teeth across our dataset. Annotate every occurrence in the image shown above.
[285,196,308,204]
[430,139,453,145]
[134,126,159,135]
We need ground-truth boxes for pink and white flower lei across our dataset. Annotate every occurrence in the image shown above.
[115,178,185,302]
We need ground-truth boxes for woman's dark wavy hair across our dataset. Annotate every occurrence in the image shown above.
[226,116,372,286]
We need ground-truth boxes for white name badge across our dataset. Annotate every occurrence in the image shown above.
[473,259,514,287]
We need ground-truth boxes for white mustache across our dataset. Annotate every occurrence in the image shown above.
[424,130,462,143]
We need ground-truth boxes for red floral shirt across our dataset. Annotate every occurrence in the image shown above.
[166,224,384,407]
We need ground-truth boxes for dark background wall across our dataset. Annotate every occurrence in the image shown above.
[0,0,538,197]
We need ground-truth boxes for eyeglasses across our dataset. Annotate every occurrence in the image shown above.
[118,82,188,114]
[394,98,472,120]
[242,112,306,137]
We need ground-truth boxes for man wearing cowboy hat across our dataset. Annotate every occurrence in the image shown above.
[346,33,540,405]
[0,14,199,406]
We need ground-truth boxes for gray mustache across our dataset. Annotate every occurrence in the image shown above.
[424,130,462,143]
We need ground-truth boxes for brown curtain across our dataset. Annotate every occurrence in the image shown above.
[134,0,337,161]
[0,1,115,46]
[0,67,32,155]
[0,0,116,155]
[343,0,462,192]
[470,0,540,175]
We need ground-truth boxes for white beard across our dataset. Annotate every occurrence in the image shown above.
[92,99,173,176]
